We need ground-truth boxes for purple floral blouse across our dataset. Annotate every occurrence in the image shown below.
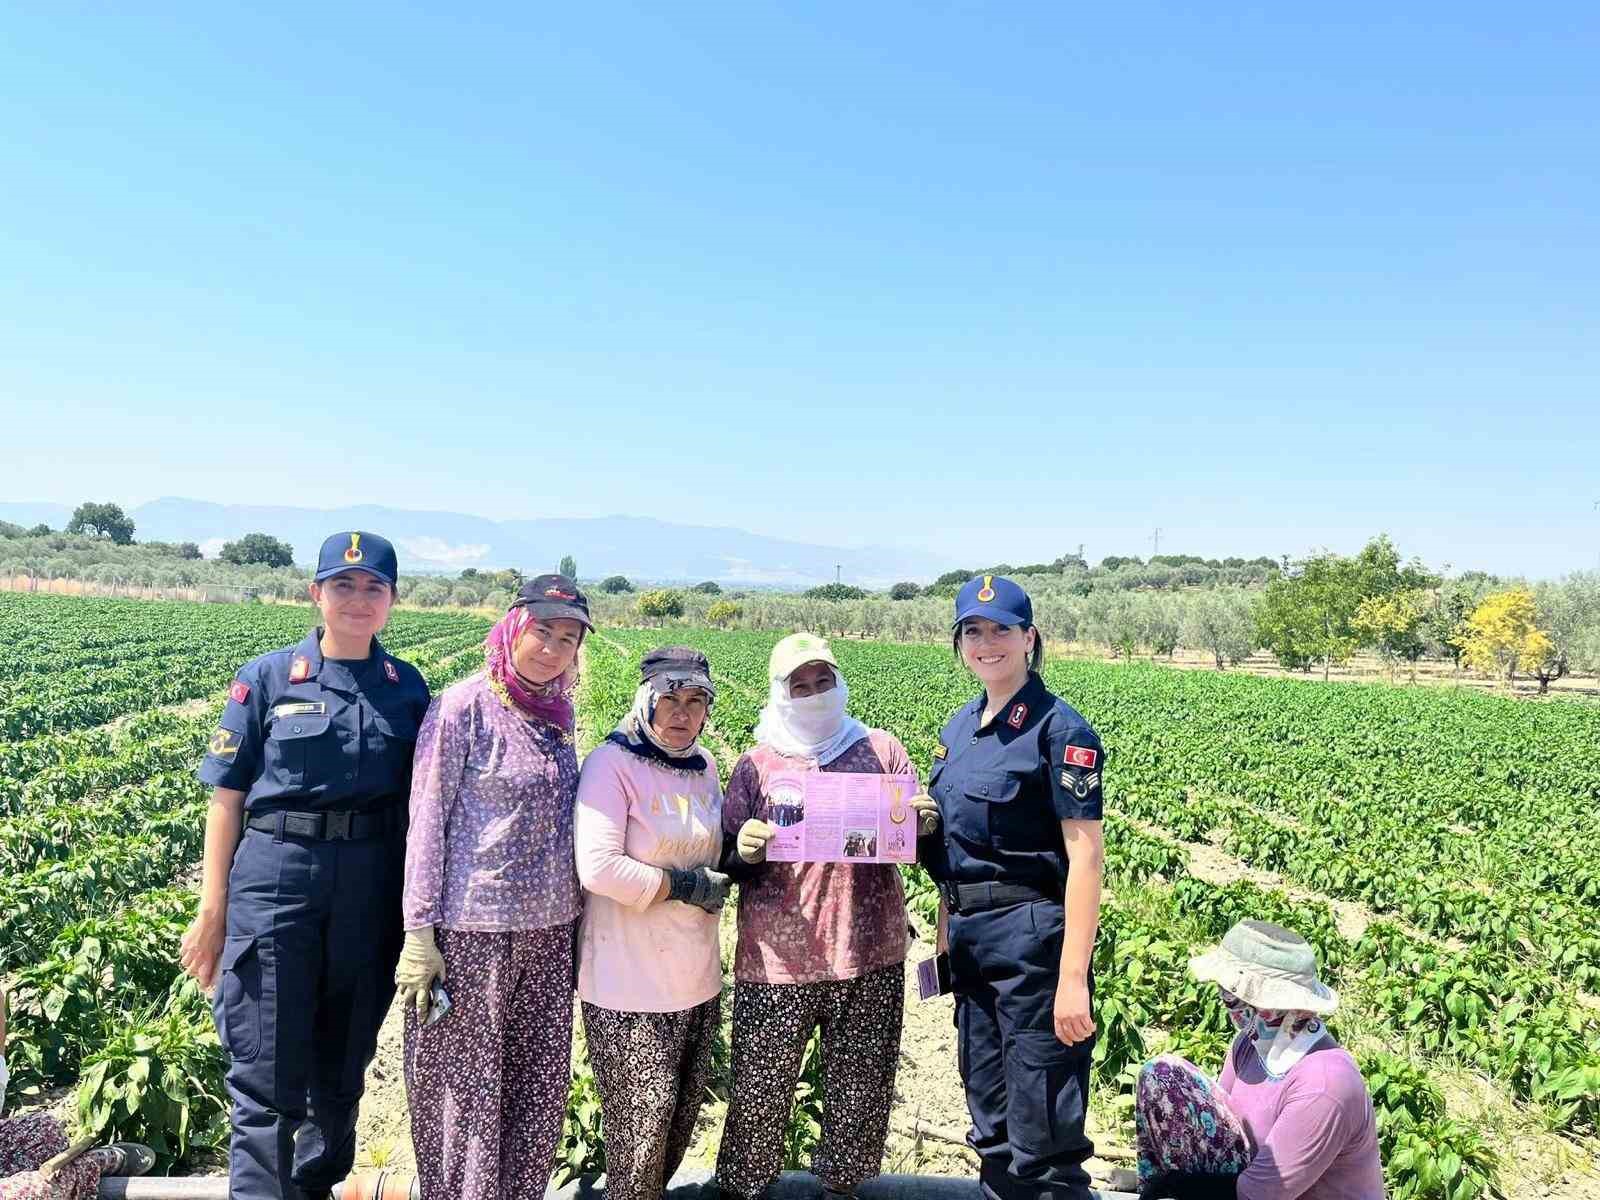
[403,672,581,932]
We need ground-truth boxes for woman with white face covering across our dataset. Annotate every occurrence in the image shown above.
[715,633,937,1200]
[1135,921,1383,1200]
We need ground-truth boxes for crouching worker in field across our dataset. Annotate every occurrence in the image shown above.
[396,577,591,1200]
[575,647,730,1200]
[179,532,430,1200]
[0,984,155,1199]
[1136,921,1383,1200]
[716,633,931,1200]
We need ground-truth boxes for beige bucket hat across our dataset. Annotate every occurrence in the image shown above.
[1189,920,1339,1016]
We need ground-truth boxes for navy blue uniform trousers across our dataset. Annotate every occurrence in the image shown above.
[215,827,405,1200]
[949,900,1094,1200]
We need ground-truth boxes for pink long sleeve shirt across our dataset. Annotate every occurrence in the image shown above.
[1219,1033,1385,1200]
[574,740,724,1013]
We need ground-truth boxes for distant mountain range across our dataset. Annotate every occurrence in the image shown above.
[0,498,943,588]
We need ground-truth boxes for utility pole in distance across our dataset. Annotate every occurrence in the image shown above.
[1150,527,1162,558]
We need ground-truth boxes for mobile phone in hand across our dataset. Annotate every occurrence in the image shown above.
[916,953,952,1001]
[424,982,452,1027]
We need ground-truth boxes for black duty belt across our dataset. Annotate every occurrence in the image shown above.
[246,807,405,841]
[942,881,1061,915]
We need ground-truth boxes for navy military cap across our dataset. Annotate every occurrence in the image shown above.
[314,531,398,585]
[953,573,1033,628]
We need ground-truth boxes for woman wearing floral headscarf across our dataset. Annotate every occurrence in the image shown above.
[397,575,591,1200]
[574,646,730,1200]
[1135,920,1383,1200]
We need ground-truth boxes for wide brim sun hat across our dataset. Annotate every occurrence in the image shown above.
[1189,919,1340,1016]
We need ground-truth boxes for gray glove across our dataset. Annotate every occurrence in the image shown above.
[667,866,732,913]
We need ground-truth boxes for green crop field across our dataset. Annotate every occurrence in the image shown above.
[3,592,1598,1196]
[0,591,491,1168]
[583,626,1600,1199]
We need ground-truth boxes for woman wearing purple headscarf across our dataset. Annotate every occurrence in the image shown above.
[397,575,591,1200]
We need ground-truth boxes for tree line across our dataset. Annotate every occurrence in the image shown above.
[6,511,1596,690]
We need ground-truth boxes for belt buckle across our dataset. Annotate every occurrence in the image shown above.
[324,811,352,840]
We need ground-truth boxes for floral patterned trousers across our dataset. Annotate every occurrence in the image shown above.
[716,963,905,1200]
[403,924,575,1200]
[580,995,720,1200]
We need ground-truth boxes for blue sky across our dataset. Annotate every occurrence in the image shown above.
[2,3,1597,577]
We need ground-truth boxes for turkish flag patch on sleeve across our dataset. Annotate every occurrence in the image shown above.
[229,680,251,705]
[1063,744,1098,769]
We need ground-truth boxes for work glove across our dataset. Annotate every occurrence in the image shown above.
[737,818,776,864]
[1140,1171,1241,1200]
[395,927,447,1023]
[910,793,940,836]
[667,866,732,913]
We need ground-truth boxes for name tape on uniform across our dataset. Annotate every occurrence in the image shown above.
[272,702,328,720]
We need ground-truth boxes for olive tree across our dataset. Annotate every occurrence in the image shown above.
[1180,590,1258,669]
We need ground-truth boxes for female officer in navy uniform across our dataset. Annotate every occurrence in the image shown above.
[179,531,431,1200]
[918,575,1106,1200]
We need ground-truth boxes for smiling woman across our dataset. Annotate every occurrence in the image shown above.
[920,574,1107,1200]
[177,530,433,1200]
[397,575,592,1200]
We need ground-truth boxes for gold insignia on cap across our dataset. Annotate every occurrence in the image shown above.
[976,574,996,602]
[343,532,363,563]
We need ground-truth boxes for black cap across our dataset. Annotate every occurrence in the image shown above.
[513,573,593,629]
[314,531,398,585]
[640,646,716,699]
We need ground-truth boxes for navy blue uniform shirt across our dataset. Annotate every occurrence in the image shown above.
[198,627,431,814]
[921,672,1104,894]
